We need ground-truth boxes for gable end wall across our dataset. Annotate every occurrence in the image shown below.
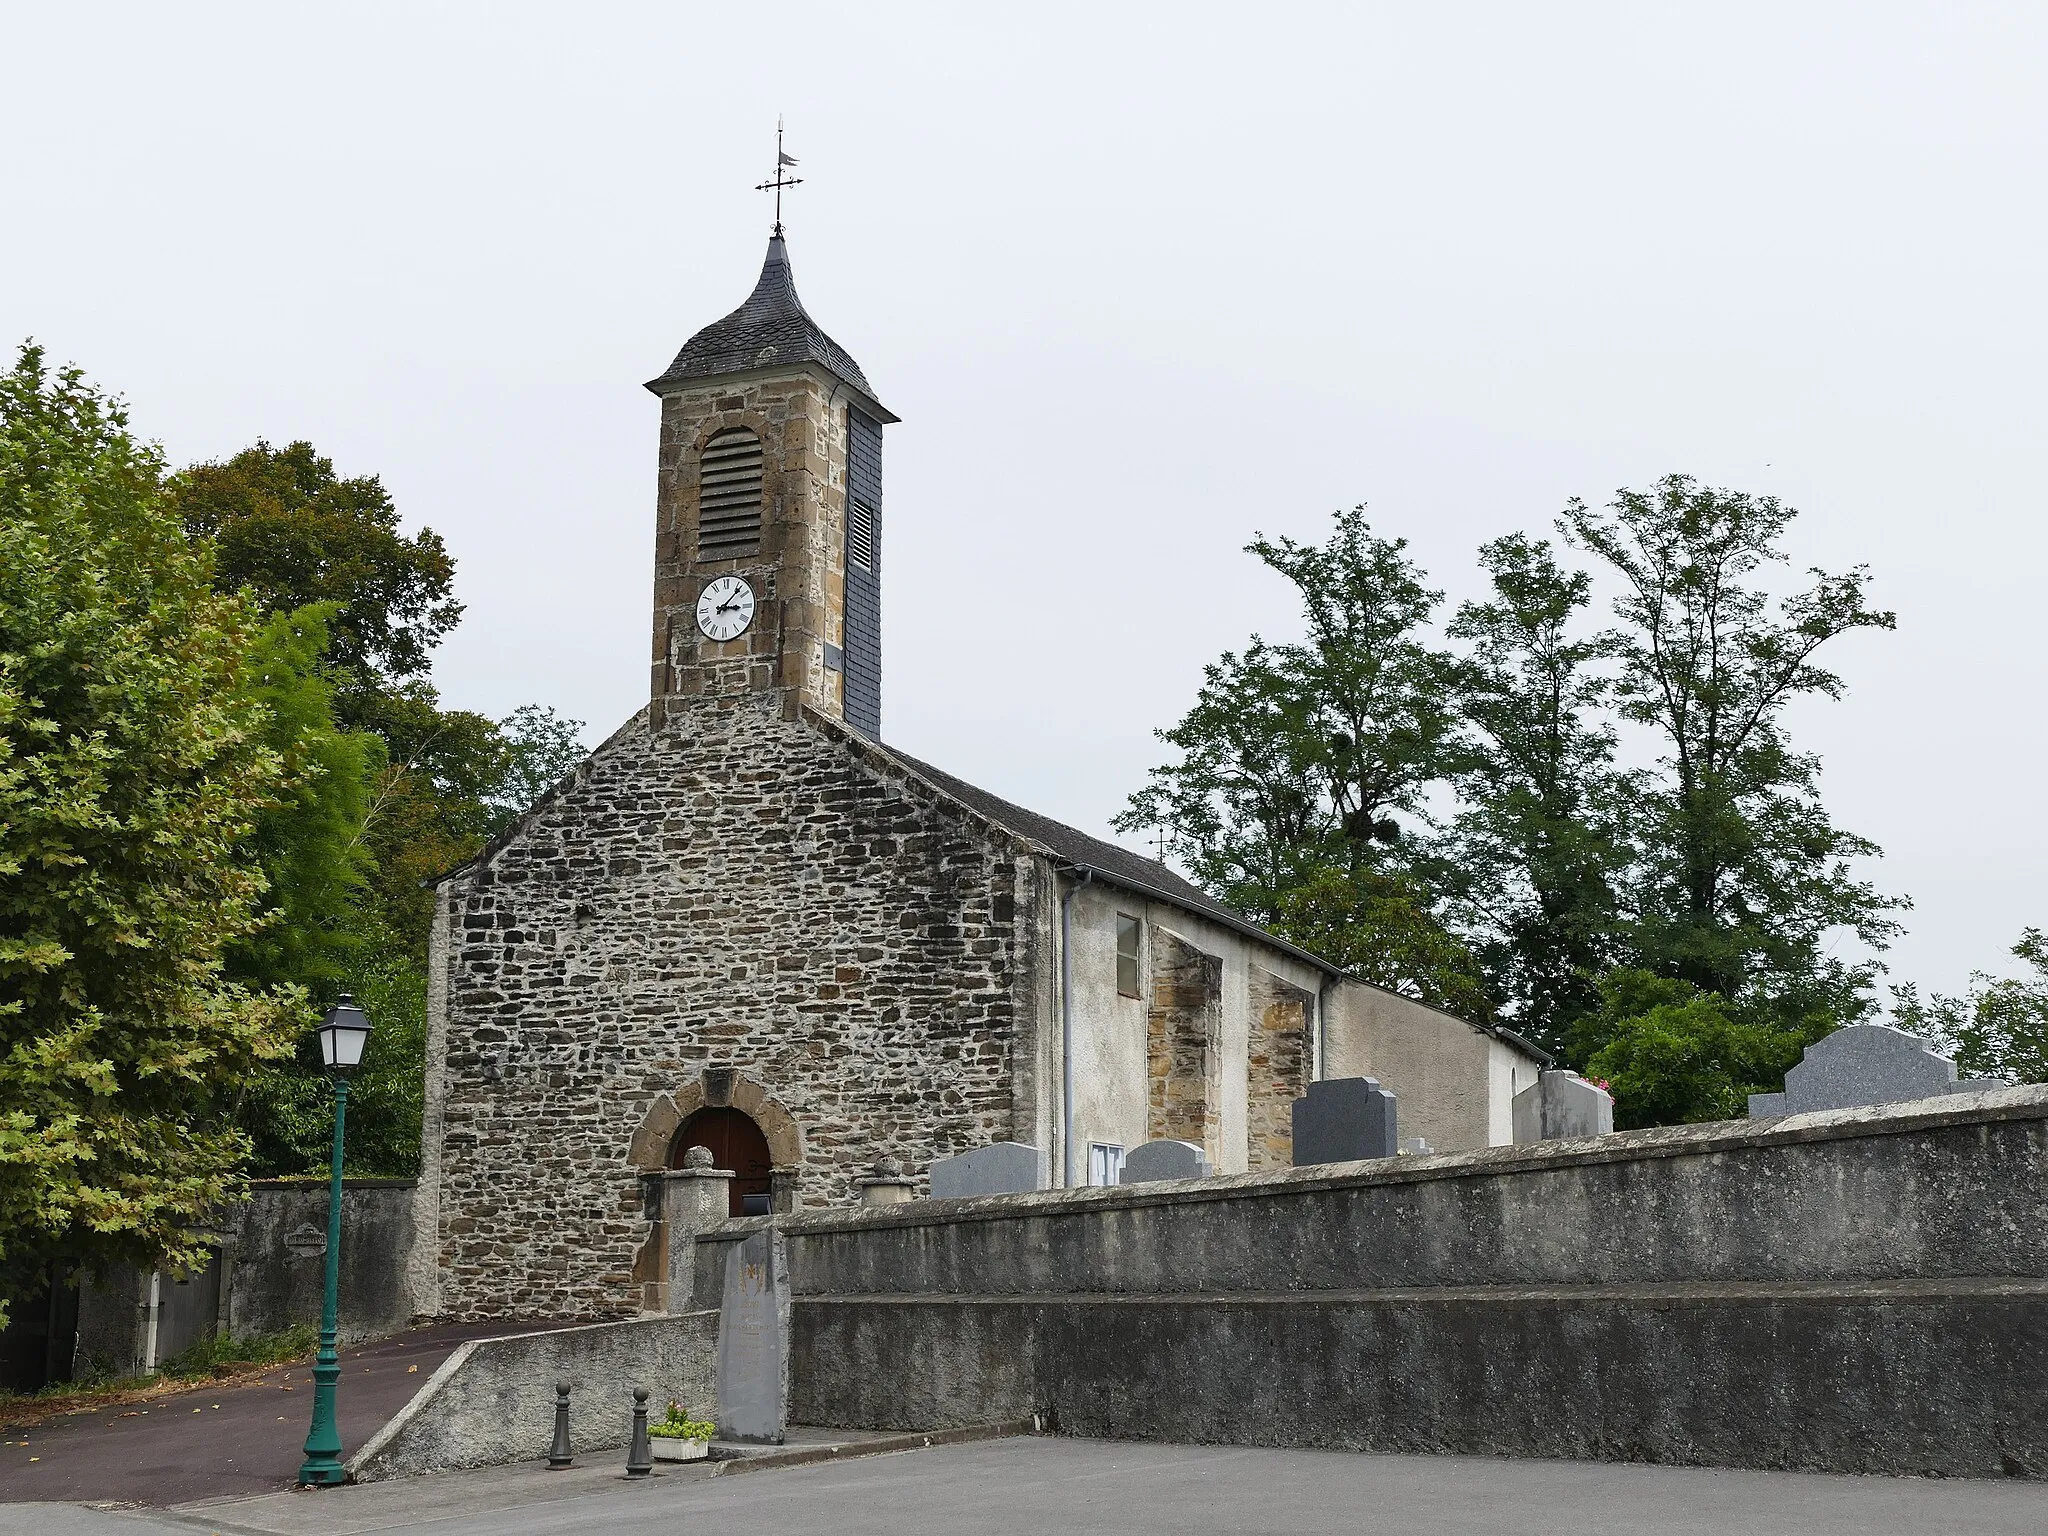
[430,694,1029,1320]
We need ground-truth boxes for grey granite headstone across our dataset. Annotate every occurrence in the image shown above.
[1748,1023,2006,1117]
[1512,1070,1615,1144]
[1291,1077,1398,1165]
[714,1225,788,1443]
[1120,1139,1211,1183]
[928,1141,1044,1200]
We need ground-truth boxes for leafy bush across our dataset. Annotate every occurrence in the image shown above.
[646,1400,716,1440]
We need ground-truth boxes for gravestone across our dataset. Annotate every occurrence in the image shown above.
[928,1141,1044,1200]
[1291,1077,1398,1165]
[1748,1023,2006,1117]
[1120,1140,1211,1183]
[1512,1070,1615,1144]
[714,1225,788,1443]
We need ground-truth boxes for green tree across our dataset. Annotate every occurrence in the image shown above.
[349,684,509,952]
[231,605,384,994]
[488,705,590,834]
[232,696,584,1177]
[1560,476,1903,1027]
[234,921,429,1179]
[1570,969,1808,1129]
[171,448,586,960]
[170,438,587,1175]
[1273,866,1491,1019]
[1893,929,2048,1085]
[0,346,296,1325]
[1119,507,1481,1010]
[172,440,460,701]
[1445,534,1627,1054]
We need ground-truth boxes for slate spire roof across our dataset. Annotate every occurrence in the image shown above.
[646,234,892,417]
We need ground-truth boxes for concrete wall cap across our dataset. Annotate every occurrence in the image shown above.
[742,1084,2048,1239]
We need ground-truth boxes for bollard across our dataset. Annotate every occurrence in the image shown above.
[625,1386,653,1476]
[547,1381,573,1470]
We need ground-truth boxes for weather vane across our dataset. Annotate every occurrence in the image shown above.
[756,117,802,235]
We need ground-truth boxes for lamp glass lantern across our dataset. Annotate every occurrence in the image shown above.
[318,995,373,1073]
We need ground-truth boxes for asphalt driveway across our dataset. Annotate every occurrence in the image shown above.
[0,1322,537,1506]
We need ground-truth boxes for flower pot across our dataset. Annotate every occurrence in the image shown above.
[650,1436,710,1462]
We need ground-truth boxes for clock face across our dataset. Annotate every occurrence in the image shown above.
[695,575,756,642]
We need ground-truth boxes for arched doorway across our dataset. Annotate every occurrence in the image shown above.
[670,1106,773,1217]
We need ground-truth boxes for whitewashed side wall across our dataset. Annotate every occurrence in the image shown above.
[1326,984,1497,1154]
[1057,884,1327,1179]
[1487,1037,1533,1148]
[1063,880,1153,1180]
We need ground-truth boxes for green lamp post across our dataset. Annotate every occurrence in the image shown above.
[298,994,372,1487]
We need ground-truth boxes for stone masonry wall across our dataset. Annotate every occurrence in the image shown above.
[431,692,1030,1321]
[1245,967,1311,1172]
[651,371,849,729]
[1147,934,1222,1164]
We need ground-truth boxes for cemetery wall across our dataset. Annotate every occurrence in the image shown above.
[701,1087,2048,1478]
[349,1311,719,1482]
[65,1179,419,1380]
[229,1179,419,1341]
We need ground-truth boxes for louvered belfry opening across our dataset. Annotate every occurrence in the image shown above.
[697,427,764,560]
[847,492,876,571]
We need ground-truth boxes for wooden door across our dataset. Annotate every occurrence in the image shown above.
[671,1107,773,1217]
[156,1251,222,1366]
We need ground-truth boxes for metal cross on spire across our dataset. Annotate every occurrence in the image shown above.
[756,118,803,235]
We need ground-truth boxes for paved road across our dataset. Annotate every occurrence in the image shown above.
[0,1323,534,1507]
[10,1435,2048,1536]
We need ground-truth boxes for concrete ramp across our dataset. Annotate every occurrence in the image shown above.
[348,1311,717,1482]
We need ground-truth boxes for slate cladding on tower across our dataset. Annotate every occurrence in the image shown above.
[843,409,883,738]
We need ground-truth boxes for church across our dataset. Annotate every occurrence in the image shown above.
[412,226,1547,1321]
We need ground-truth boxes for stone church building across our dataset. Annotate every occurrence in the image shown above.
[413,231,1546,1321]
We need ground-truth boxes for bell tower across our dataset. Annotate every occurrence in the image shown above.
[645,232,895,736]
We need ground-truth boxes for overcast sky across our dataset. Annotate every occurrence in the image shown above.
[6,3,2044,1001]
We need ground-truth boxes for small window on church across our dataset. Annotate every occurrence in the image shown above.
[1116,914,1141,998]
[1088,1143,1124,1187]
[698,427,763,560]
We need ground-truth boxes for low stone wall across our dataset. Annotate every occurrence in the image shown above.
[349,1312,718,1482]
[65,1179,420,1380]
[230,1179,418,1342]
[697,1087,2048,1478]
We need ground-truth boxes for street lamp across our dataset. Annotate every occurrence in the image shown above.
[298,994,372,1486]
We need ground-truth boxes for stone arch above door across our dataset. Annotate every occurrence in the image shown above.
[628,1065,804,1172]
